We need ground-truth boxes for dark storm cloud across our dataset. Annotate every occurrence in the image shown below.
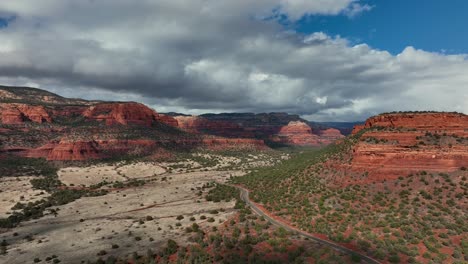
[0,0,466,121]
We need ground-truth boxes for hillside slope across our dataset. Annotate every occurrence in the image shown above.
[172,112,344,147]
[234,112,468,263]
[0,86,266,161]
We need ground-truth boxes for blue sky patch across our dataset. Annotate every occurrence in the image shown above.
[294,0,468,54]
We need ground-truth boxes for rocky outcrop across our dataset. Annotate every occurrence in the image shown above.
[351,124,365,135]
[174,114,345,146]
[0,86,349,161]
[345,112,468,183]
[318,128,345,144]
[156,114,178,127]
[352,112,467,135]
[23,137,268,160]
[0,103,52,124]
[46,140,101,161]
[278,121,313,135]
[272,121,321,146]
[174,116,253,138]
[83,102,159,127]
[174,116,207,134]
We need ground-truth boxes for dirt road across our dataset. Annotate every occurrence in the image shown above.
[236,186,381,264]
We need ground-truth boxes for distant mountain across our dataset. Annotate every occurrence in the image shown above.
[311,121,364,135]
[0,85,94,105]
[0,86,346,161]
[0,86,266,161]
[171,112,345,147]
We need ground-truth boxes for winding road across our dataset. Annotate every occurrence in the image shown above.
[234,185,381,264]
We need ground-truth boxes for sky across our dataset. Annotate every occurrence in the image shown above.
[0,0,467,122]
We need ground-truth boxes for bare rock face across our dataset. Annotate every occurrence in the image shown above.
[278,121,313,135]
[352,112,467,134]
[173,116,204,133]
[346,112,468,183]
[174,116,253,137]
[83,102,159,127]
[273,121,320,146]
[0,103,52,124]
[0,86,348,161]
[318,128,345,144]
[156,114,179,127]
[175,115,345,146]
[46,140,101,161]
[29,139,160,161]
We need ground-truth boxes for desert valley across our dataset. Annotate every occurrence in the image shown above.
[0,86,466,264]
[1,1,468,263]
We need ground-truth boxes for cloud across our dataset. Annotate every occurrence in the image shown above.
[0,0,466,121]
[343,2,373,18]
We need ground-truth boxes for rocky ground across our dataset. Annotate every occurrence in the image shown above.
[0,151,287,264]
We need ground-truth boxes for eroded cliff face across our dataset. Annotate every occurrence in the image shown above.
[0,86,347,161]
[343,113,468,183]
[0,103,52,124]
[174,115,345,146]
[272,121,320,146]
[352,112,467,134]
[157,114,178,127]
[22,137,266,161]
[318,128,345,144]
[83,102,160,127]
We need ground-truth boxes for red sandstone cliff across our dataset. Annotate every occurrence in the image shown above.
[318,128,345,144]
[0,103,52,124]
[83,102,158,127]
[0,86,349,161]
[272,121,321,146]
[342,112,468,184]
[174,116,254,138]
[174,116,344,146]
[352,112,467,135]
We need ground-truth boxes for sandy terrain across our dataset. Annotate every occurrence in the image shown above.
[0,151,282,263]
[0,177,50,218]
[58,162,166,186]
[0,168,242,264]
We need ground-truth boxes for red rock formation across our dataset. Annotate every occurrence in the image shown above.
[352,112,467,135]
[50,105,88,118]
[318,128,345,144]
[0,103,52,124]
[27,139,160,161]
[156,114,178,127]
[351,124,365,135]
[21,136,267,161]
[344,113,468,184]
[83,102,159,127]
[174,116,253,137]
[175,116,345,146]
[46,140,101,161]
[273,121,321,146]
[174,116,204,133]
[278,121,313,135]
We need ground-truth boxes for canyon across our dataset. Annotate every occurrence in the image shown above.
[172,113,344,147]
[0,86,343,161]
